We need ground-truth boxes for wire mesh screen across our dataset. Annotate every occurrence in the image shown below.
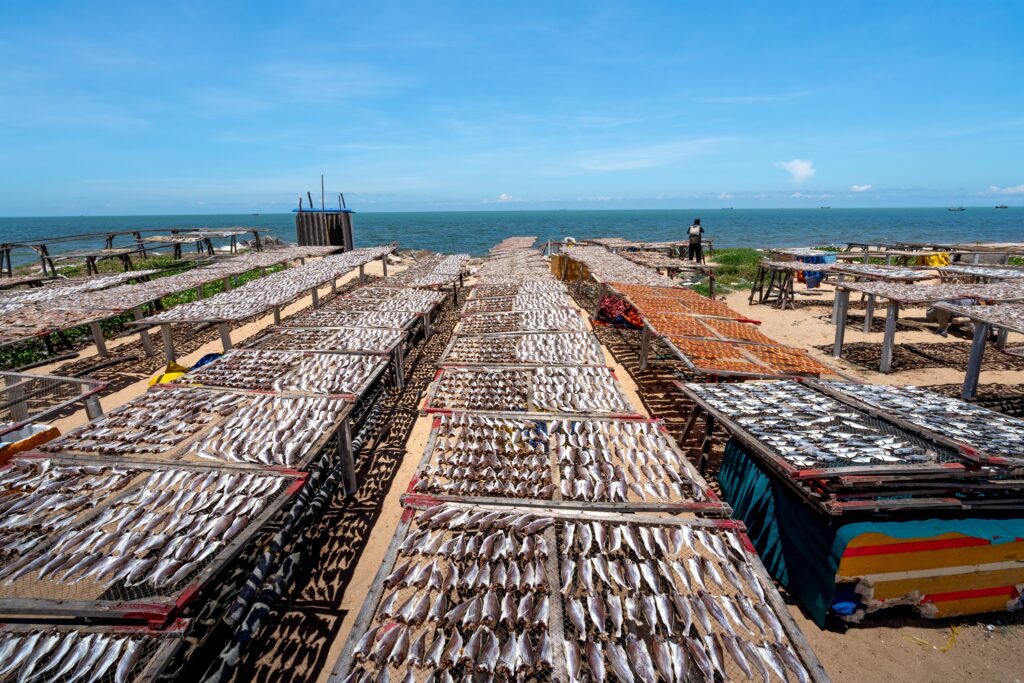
[339,503,820,683]
[0,458,300,614]
[0,372,101,434]
[0,621,186,683]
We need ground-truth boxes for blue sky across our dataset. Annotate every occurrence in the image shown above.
[1,1,1022,215]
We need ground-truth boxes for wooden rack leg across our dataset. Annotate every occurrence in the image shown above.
[879,303,899,373]
[863,294,876,333]
[833,289,850,358]
[995,327,1008,351]
[160,324,176,362]
[639,325,652,371]
[222,276,232,292]
[359,264,366,284]
[89,322,108,358]
[381,254,388,277]
[132,307,156,357]
[699,414,716,474]
[273,306,282,325]
[338,419,356,495]
[680,407,701,444]
[748,267,762,304]
[393,345,405,390]
[311,288,320,309]
[218,323,233,352]
[962,322,989,400]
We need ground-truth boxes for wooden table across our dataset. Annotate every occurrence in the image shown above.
[832,281,1024,373]
[932,302,1024,399]
[749,259,835,310]
[829,264,935,330]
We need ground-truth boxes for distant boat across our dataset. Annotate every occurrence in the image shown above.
[948,207,966,211]
[819,206,831,209]
[996,205,1009,209]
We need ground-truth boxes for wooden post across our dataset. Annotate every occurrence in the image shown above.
[863,294,876,333]
[222,276,232,292]
[330,278,337,296]
[709,271,716,299]
[311,288,320,309]
[338,418,356,495]
[195,285,204,300]
[132,307,155,357]
[393,344,405,390]
[161,324,176,362]
[830,273,846,324]
[962,322,989,400]
[88,322,108,358]
[381,254,388,277]
[273,305,282,325]
[423,312,433,339]
[995,327,1008,351]
[832,288,849,358]
[639,324,652,371]
[359,264,366,284]
[879,303,899,373]
[218,323,233,352]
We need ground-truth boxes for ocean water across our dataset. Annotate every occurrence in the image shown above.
[0,208,1021,266]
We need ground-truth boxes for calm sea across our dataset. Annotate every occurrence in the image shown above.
[0,208,1020,266]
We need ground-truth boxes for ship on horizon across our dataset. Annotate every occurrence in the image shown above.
[948,206,966,211]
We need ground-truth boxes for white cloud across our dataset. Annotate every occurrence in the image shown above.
[718,192,734,200]
[850,184,872,192]
[775,159,816,183]
[484,192,523,204]
[988,184,1024,195]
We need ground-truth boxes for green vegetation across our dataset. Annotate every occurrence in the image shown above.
[693,247,761,296]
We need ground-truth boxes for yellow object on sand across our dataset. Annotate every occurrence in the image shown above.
[150,361,189,386]
[917,252,951,266]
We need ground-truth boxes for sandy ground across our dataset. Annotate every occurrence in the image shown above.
[723,282,1024,388]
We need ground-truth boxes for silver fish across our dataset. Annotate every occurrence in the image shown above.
[587,640,607,683]
[607,641,636,683]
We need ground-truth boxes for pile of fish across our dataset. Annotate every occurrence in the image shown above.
[0,461,285,593]
[429,368,530,412]
[342,286,447,311]
[413,412,715,507]
[173,349,387,396]
[341,503,812,682]
[415,414,553,499]
[284,308,418,330]
[251,326,404,353]
[490,236,538,251]
[838,280,1024,305]
[188,395,347,467]
[0,628,157,683]
[428,366,632,415]
[820,380,1024,465]
[563,245,676,287]
[463,291,575,315]
[378,253,470,288]
[831,263,931,281]
[445,333,604,366]
[685,382,948,471]
[934,301,1024,335]
[469,281,568,300]
[456,309,588,334]
[938,265,1024,281]
[41,388,245,457]
[550,418,709,504]
[0,305,121,346]
[143,244,397,323]
[531,366,633,415]
[0,269,159,305]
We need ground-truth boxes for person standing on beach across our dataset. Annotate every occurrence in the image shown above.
[687,218,704,262]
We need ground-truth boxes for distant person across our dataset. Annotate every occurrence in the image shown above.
[687,218,704,262]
